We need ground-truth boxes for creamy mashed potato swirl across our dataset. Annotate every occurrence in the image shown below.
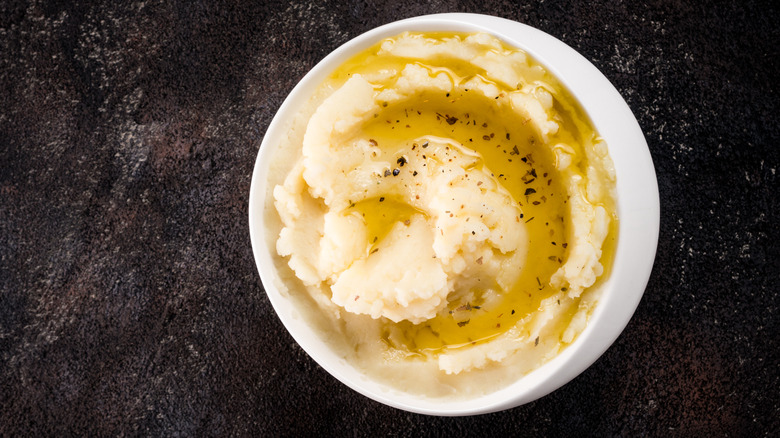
[269,32,616,395]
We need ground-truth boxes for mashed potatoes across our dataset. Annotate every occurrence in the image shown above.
[268,32,617,396]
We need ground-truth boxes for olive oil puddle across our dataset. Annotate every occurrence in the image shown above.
[321,32,615,358]
[349,196,423,255]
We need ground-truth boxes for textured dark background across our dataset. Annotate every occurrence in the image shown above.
[1,0,778,435]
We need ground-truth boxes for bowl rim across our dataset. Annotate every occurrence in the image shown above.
[248,12,660,416]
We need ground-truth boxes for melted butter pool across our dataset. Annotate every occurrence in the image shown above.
[324,32,615,357]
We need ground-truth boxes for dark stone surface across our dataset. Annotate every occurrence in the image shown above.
[1,0,777,435]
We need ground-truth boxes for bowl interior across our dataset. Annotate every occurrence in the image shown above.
[248,13,659,415]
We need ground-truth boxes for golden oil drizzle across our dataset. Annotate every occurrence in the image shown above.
[324,32,616,356]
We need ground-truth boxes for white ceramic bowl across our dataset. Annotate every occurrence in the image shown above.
[248,13,659,416]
